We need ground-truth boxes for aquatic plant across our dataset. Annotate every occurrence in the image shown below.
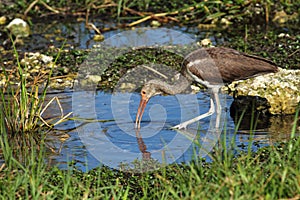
[0,38,69,139]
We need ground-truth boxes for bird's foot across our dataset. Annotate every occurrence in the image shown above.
[171,122,188,130]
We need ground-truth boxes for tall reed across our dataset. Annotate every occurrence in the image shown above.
[0,38,65,158]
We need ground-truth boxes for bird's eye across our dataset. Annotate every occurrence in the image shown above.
[141,91,146,95]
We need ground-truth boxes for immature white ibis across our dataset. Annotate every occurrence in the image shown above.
[135,47,278,129]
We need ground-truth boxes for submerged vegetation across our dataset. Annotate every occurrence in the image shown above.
[0,0,299,199]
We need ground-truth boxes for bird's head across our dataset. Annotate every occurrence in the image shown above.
[135,82,163,129]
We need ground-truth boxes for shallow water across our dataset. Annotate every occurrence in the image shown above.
[40,26,297,172]
[2,21,297,171]
[45,90,294,172]
[5,19,226,51]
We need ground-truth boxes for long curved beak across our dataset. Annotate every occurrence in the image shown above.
[135,97,148,129]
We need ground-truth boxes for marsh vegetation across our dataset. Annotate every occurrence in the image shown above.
[0,0,299,199]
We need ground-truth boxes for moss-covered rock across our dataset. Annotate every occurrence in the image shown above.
[224,68,300,115]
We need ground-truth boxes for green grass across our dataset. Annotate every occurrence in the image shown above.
[0,1,299,198]
[1,78,299,199]
[1,0,299,25]
[0,36,299,200]
[0,124,299,199]
[0,105,299,199]
[1,42,43,136]
[0,37,67,160]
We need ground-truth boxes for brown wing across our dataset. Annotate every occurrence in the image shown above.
[182,47,278,84]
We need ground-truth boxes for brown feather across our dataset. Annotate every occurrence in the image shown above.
[182,47,278,85]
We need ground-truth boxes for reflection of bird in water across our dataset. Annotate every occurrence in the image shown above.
[135,129,151,160]
[135,47,278,129]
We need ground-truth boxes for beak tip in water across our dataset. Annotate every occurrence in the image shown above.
[135,98,148,129]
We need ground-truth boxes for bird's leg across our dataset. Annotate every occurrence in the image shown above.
[212,87,222,129]
[172,98,215,129]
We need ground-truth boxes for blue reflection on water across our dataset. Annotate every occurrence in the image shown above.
[51,90,230,171]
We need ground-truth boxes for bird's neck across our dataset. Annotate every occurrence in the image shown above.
[149,74,191,95]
